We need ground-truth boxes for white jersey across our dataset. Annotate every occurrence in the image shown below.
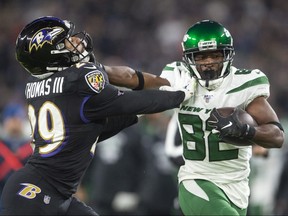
[160,61,270,209]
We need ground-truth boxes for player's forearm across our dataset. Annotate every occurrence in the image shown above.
[105,66,137,88]
[252,124,284,148]
[105,65,170,89]
[142,72,170,89]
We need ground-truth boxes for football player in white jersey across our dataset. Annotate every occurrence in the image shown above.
[107,20,284,216]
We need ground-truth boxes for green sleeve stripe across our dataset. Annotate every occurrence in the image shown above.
[163,66,174,71]
[226,76,269,94]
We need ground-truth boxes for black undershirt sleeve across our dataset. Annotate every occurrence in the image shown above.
[83,85,184,121]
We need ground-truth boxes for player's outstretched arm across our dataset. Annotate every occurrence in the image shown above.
[104,65,170,90]
[83,85,192,121]
[98,115,138,142]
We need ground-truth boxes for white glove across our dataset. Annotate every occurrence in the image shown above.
[160,78,196,102]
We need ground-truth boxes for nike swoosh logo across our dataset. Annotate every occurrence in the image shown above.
[84,65,97,69]
[221,121,232,130]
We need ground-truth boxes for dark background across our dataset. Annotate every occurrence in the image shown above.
[0,0,287,117]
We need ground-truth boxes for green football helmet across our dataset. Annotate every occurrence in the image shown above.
[182,20,235,90]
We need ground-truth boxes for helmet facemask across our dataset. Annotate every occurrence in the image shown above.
[184,47,234,90]
[48,30,94,72]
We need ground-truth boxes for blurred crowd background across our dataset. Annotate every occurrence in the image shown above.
[0,0,288,215]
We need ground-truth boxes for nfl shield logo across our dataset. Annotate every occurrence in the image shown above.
[44,195,51,204]
[204,94,213,103]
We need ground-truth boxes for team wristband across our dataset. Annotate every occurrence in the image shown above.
[133,70,144,90]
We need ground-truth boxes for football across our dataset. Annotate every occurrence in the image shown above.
[209,107,258,146]
[214,107,257,126]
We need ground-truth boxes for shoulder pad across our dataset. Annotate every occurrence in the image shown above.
[237,68,268,83]
[163,61,189,72]
[235,68,253,74]
[227,67,269,97]
[234,68,266,78]
[163,61,178,71]
[71,62,108,94]
[161,61,192,88]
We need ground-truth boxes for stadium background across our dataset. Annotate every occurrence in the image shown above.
[0,0,287,215]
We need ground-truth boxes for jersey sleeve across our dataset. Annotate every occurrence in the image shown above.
[160,61,181,87]
[76,62,110,96]
[83,88,185,121]
[247,70,270,107]
[228,68,270,108]
[98,115,138,142]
